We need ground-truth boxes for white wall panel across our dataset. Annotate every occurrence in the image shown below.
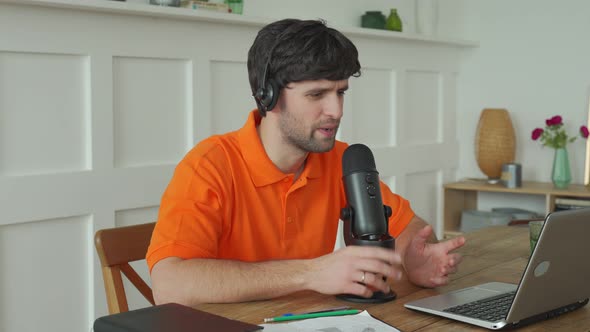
[0,52,89,176]
[113,56,191,168]
[210,60,252,134]
[349,68,397,147]
[0,215,91,332]
[115,206,159,227]
[443,73,458,143]
[404,171,440,224]
[404,70,441,145]
[381,175,398,194]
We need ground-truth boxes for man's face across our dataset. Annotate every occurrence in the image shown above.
[276,79,348,153]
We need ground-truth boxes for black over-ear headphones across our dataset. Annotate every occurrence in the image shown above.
[253,39,282,115]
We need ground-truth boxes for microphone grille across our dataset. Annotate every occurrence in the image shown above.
[342,144,377,176]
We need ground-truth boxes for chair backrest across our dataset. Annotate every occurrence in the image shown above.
[95,222,156,314]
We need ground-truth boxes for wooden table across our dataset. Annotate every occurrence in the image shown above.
[195,226,590,331]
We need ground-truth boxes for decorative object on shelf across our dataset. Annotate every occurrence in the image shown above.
[224,0,243,14]
[150,0,180,6]
[529,220,544,253]
[181,0,230,12]
[475,108,516,183]
[361,11,386,30]
[531,115,588,189]
[500,162,522,188]
[415,0,438,35]
[385,8,402,32]
[551,147,571,189]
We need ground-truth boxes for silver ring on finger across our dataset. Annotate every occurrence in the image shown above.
[361,271,366,283]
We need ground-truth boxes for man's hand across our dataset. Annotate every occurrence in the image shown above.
[403,225,465,287]
[305,246,403,298]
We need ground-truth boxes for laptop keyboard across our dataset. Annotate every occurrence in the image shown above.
[443,291,516,322]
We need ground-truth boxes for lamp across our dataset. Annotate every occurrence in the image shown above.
[475,108,516,183]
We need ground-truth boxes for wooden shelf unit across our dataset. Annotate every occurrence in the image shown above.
[443,179,590,237]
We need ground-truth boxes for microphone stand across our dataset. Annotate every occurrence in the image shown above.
[337,205,397,303]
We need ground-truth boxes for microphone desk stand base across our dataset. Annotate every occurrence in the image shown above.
[336,290,396,303]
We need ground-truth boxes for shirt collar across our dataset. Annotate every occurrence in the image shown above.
[237,110,322,187]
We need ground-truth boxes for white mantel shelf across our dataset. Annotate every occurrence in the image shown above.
[0,0,479,48]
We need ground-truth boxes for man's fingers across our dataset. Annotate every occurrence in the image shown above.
[348,281,374,298]
[447,265,458,275]
[441,264,458,276]
[413,225,433,247]
[360,272,392,294]
[355,260,402,281]
[438,235,466,253]
[448,253,463,267]
[429,275,450,287]
[346,245,401,265]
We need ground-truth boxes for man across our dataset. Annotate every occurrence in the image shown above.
[147,18,465,306]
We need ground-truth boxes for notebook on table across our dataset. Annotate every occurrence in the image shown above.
[94,303,263,332]
[405,208,590,330]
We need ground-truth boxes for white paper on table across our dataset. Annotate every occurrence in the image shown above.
[259,310,401,332]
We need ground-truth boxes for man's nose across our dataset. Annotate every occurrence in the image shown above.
[323,95,344,119]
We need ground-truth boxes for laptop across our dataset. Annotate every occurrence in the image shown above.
[405,208,590,330]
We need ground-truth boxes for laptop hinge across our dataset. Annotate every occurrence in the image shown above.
[507,298,589,330]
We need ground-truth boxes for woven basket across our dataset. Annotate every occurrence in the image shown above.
[475,108,516,179]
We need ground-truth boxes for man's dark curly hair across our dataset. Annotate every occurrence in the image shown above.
[248,19,361,116]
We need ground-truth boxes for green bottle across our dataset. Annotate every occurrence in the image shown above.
[385,8,402,32]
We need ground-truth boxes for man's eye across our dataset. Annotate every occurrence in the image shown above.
[338,91,346,96]
[309,92,323,98]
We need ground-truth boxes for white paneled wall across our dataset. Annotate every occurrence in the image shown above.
[0,1,475,331]
[112,57,191,168]
[458,0,590,185]
[0,215,91,332]
[348,67,396,146]
[0,52,90,175]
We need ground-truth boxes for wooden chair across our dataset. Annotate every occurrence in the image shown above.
[95,222,156,314]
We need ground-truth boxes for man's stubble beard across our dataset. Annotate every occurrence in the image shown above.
[278,105,338,153]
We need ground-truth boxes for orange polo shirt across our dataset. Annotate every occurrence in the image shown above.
[146,110,415,271]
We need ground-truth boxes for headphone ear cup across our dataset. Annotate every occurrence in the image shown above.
[254,79,279,114]
[263,79,280,112]
[254,87,268,113]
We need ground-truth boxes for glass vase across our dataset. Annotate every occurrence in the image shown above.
[552,147,571,189]
[361,11,386,30]
[415,0,438,35]
[385,9,403,32]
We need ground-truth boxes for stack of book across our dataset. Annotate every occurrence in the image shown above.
[554,197,590,211]
[180,1,230,13]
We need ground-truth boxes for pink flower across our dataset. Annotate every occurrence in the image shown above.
[531,128,544,140]
[545,115,562,126]
[533,116,585,148]
[581,125,589,138]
